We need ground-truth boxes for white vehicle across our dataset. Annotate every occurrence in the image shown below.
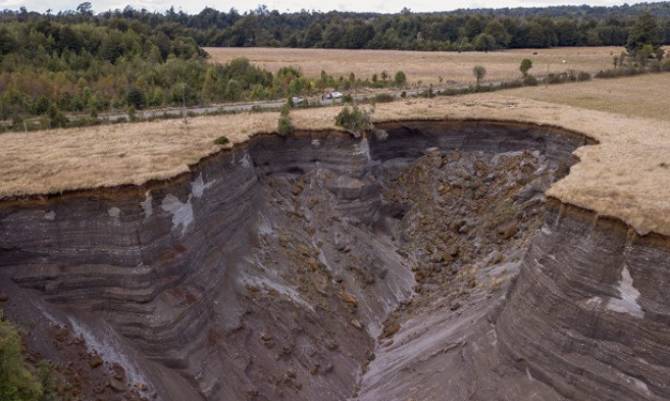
[291,96,305,106]
[322,91,344,101]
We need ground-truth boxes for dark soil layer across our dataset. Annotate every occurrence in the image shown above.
[2,121,665,401]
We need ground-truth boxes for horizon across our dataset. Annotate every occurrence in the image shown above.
[0,0,658,16]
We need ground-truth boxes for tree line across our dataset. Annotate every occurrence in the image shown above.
[4,3,668,51]
[3,3,670,51]
[0,9,408,128]
[0,3,668,128]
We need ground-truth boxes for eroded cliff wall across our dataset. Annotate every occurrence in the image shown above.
[5,120,662,401]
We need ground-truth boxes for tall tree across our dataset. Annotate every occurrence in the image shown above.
[626,13,662,55]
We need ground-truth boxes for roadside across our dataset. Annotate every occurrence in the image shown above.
[3,65,669,133]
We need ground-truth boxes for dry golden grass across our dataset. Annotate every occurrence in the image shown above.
[205,46,622,84]
[2,74,670,237]
[0,114,277,199]
[501,73,670,121]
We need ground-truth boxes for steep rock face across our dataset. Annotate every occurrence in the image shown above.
[9,120,662,401]
[497,202,670,401]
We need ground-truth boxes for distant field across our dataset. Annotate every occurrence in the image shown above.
[502,73,670,121]
[205,47,623,85]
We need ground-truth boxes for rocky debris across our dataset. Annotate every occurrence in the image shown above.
[381,321,401,339]
[108,377,127,392]
[89,355,103,369]
[379,149,554,304]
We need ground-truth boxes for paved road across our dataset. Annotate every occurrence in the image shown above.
[97,82,478,123]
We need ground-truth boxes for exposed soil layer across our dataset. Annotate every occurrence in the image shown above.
[2,121,665,401]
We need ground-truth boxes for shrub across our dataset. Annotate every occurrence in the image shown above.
[523,75,538,86]
[127,106,137,122]
[126,86,146,110]
[0,316,43,401]
[277,104,293,137]
[394,71,407,86]
[373,93,395,103]
[499,79,524,89]
[595,67,644,79]
[214,136,230,145]
[47,104,68,128]
[335,104,373,136]
[577,71,592,81]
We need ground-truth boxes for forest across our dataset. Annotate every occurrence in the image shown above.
[0,2,669,126]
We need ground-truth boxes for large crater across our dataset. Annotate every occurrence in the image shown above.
[2,120,668,401]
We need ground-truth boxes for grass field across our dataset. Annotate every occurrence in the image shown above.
[502,73,670,121]
[206,46,624,85]
[3,72,670,236]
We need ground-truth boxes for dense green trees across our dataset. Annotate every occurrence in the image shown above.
[626,13,664,55]
[3,4,669,55]
[0,16,204,123]
[0,4,668,126]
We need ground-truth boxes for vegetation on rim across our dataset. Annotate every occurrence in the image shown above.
[335,104,374,136]
[277,103,294,136]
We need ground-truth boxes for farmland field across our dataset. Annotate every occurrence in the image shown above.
[206,46,625,85]
[502,73,670,121]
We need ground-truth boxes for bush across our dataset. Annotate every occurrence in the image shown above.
[577,71,592,81]
[214,136,230,145]
[277,104,293,137]
[0,316,43,401]
[127,106,137,122]
[394,71,407,86]
[126,86,146,110]
[595,67,644,79]
[523,75,538,86]
[373,93,395,103]
[335,104,373,136]
[47,104,68,128]
[545,73,564,84]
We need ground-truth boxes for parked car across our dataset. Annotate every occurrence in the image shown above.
[321,91,344,101]
[291,96,305,106]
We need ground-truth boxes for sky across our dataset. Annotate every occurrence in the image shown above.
[0,0,635,15]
